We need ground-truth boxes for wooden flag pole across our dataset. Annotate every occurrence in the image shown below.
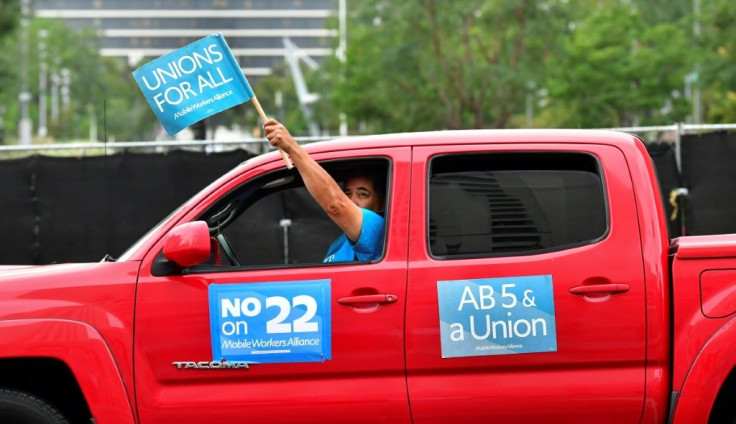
[251,96,293,169]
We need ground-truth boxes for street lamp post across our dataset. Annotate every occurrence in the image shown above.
[51,58,60,123]
[525,81,535,128]
[0,106,5,143]
[38,29,48,138]
[18,0,32,145]
[60,68,71,110]
[693,0,702,124]
[338,0,347,136]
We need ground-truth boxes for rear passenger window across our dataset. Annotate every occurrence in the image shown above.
[428,152,607,258]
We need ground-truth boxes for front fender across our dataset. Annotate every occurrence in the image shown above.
[0,319,135,424]
[672,316,736,424]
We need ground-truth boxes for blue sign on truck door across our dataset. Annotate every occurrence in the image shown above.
[208,280,332,364]
[437,275,557,358]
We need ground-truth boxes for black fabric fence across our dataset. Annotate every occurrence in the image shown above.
[0,158,35,264]
[1,133,735,265]
[681,131,736,236]
[0,150,253,265]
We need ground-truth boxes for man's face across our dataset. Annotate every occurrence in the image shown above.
[344,176,383,212]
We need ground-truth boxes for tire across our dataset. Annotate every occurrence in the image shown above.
[0,389,70,424]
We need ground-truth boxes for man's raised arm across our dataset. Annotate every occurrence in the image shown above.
[263,119,363,242]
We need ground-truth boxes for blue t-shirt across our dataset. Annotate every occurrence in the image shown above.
[323,208,384,263]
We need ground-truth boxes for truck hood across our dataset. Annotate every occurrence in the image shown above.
[0,260,141,323]
[0,263,102,282]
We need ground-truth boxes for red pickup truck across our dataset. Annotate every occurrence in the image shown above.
[1,130,735,424]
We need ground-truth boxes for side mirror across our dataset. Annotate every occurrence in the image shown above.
[162,221,211,267]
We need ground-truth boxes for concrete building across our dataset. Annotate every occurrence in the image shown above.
[34,0,339,82]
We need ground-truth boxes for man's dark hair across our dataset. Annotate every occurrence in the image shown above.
[344,169,386,200]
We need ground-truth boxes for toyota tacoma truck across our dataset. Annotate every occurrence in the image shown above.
[1,130,735,424]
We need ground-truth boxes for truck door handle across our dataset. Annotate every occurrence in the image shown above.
[569,283,630,295]
[337,294,398,305]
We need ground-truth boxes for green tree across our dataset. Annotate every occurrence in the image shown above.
[0,0,20,141]
[0,18,155,143]
[314,0,712,132]
[241,63,315,136]
[632,0,691,25]
[0,0,19,38]
[544,3,691,128]
[701,0,736,122]
[321,0,573,133]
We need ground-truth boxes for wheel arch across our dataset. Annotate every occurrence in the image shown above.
[707,366,736,423]
[672,317,736,424]
[0,319,135,424]
[0,357,90,423]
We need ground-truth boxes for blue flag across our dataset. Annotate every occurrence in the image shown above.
[132,33,254,135]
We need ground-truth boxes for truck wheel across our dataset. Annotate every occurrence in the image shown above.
[0,389,70,424]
